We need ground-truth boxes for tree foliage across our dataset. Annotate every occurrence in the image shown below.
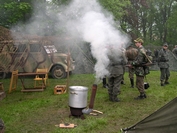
[1,0,177,46]
[167,3,177,45]
[121,0,177,45]
[0,1,32,28]
[98,0,130,20]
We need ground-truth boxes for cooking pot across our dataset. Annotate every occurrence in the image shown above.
[69,86,88,108]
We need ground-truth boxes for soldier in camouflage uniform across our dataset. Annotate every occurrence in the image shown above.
[107,45,127,102]
[126,45,138,88]
[131,38,148,100]
[158,43,170,86]
[172,45,177,58]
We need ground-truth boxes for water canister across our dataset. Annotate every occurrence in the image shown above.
[69,86,88,108]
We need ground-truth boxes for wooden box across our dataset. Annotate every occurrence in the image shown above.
[54,85,66,94]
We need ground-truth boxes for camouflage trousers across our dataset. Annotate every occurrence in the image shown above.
[128,67,135,79]
[108,74,123,96]
[136,75,145,94]
[128,61,135,79]
[160,68,170,82]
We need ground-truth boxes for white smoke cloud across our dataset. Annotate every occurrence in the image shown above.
[57,0,130,81]
[12,0,130,83]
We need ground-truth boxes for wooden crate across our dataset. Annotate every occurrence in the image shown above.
[54,85,66,94]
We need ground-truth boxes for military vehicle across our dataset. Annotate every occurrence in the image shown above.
[0,39,75,79]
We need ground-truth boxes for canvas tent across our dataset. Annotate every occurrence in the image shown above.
[121,97,177,133]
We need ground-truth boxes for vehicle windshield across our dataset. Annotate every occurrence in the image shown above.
[44,45,57,53]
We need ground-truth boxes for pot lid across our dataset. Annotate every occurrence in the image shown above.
[69,86,88,91]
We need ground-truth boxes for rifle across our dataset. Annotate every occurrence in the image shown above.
[142,50,152,63]
[125,62,155,68]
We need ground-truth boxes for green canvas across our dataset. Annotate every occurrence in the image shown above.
[122,97,177,133]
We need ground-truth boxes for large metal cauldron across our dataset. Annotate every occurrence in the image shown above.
[69,86,88,108]
[69,86,88,118]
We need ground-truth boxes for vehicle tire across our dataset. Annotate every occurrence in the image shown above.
[0,67,6,79]
[51,65,66,79]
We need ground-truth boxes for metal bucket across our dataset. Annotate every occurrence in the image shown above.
[69,86,88,108]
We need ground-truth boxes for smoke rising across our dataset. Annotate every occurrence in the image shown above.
[59,0,130,82]
[12,0,130,83]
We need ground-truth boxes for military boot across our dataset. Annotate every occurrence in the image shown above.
[112,95,120,102]
[109,94,113,101]
[130,78,134,88]
[134,93,147,100]
[165,79,169,84]
[161,80,165,86]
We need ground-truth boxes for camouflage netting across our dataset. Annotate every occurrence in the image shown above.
[0,26,13,41]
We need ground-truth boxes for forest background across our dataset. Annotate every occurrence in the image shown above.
[1,0,177,45]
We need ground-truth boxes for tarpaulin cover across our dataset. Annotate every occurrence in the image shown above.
[122,97,177,133]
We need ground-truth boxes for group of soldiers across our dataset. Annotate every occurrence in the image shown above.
[104,38,170,102]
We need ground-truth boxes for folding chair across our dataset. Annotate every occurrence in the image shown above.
[34,68,49,88]
[9,70,18,93]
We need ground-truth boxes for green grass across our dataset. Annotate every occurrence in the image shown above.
[0,71,177,133]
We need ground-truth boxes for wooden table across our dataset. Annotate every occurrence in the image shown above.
[18,72,47,92]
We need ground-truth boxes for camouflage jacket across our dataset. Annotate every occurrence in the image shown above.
[132,46,148,76]
[158,48,169,68]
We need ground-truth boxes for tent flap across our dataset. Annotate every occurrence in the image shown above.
[122,97,177,133]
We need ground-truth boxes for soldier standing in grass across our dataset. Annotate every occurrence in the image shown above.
[172,45,177,58]
[158,43,170,86]
[107,45,127,102]
[131,38,148,100]
[125,45,138,88]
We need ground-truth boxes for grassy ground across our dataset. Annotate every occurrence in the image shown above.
[0,71,177,133]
